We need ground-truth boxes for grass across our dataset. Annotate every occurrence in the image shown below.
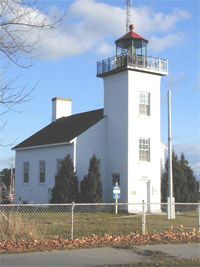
[146,212,198,233]
[0,207,199,241]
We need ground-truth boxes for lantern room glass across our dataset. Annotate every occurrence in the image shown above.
[116,39,148,57]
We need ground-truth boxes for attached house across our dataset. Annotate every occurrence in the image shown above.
[14,105,106,204]
[13,25,168,211]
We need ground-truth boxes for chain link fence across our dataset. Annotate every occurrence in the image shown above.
[145,203,199,234]
[0,203,199,241]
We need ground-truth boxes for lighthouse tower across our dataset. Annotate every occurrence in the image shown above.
[97,25,168,211]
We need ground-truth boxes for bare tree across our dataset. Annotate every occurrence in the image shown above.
[0,0,64,115]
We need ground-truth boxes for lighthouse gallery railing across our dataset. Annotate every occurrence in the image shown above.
[97,54,168,76]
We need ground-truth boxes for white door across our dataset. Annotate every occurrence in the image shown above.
[147,181,151,212]
[140,180,151,212]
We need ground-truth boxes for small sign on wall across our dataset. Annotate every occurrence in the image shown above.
[152,186,158,195]
[131,191,136,195]
[140,176,148,181]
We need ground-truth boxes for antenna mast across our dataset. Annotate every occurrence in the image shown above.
[125,0,132,32]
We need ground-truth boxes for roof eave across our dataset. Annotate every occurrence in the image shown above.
[115,37,149,43]
[13,141,71,151]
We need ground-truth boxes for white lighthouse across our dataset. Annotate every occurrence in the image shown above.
[97,25,168,211]
[13,25,168,208]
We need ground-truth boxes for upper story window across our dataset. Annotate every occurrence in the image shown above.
[39,161,45,183]
[56,159,63,174]
[139,138,150,162]
[112,173,120,186]
[23,162,29,183]
[139,92,150,116]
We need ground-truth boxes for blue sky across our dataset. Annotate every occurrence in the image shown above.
[1,0,200,178]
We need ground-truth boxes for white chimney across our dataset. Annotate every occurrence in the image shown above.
[52,97,72,122]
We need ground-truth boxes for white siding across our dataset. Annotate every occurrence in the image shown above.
[103,70,162,211]
[15,119,106,204]
[128,70,161,211]
[104,71,129,203]
[15,144,73,204]
[76,118,106,201]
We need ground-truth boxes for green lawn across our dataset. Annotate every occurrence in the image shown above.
[0,208,198,241]
[146,212,198,233]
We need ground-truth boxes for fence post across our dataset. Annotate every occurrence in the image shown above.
[198,204,200,232]
[158,57,161,71]
[115,198,118,215]
[71,202,75,239]
[142,200,146,234]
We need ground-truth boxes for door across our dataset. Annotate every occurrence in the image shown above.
[147,181,151,212]
[140,180,151,212]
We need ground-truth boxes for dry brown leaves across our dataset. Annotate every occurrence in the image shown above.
[0,230,199,253]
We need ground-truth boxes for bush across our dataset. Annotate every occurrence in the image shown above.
[80,154,102,203]
[50,154,78,203]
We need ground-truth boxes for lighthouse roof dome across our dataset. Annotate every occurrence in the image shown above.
[115,24,148,43]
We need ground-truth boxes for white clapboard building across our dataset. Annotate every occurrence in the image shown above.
[13,25,168,211]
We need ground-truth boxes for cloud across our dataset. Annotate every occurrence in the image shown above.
[68,0,125,37]
[149,32,184,53]
[37,29,95,60]
[5,0,191,60]
[95,43,115,56]
[132,6,190,35]
[38,0,125,60]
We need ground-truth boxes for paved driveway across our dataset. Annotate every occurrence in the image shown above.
[0,243,199,266]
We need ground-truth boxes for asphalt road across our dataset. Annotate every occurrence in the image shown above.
[0,243,199,267]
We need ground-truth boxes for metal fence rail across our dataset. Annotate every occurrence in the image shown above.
[97,54,168,76]
[0,203,199,241]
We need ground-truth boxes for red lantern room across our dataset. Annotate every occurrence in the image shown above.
[97,24,168,77]
[115,24,148,58]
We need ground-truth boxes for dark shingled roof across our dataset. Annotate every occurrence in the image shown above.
[13,109,104,149]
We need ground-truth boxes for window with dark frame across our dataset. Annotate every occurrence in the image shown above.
[112,173,120,186]
[23,162,29,183]
[139,138,150,162]
[56,159,63,174]
[139,92,150,116]
[39,161,45,183]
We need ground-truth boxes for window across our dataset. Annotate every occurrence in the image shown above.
[139,92,150,116]
[112,174,120,186]
[39,161,45,183]
[139,138,150,161]
[23,162,29,183]
[56,159,63,174]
